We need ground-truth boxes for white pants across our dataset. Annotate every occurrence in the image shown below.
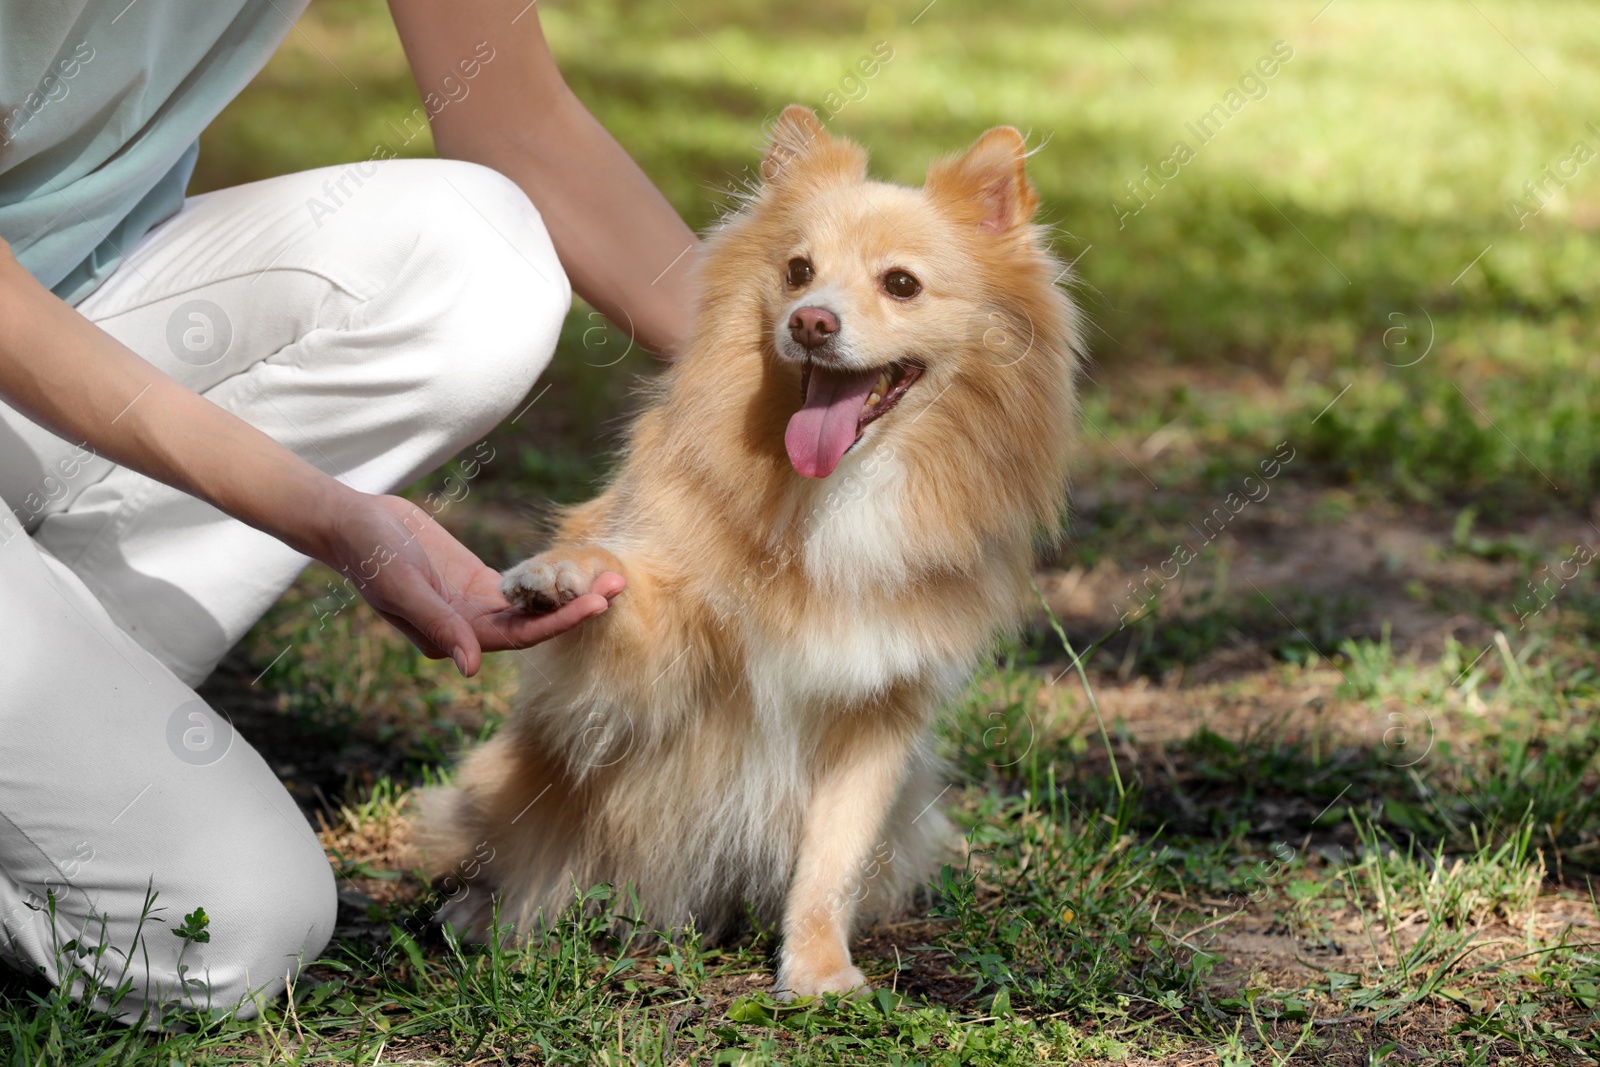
[0,158,570,1022]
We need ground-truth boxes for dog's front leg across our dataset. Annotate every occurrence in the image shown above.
[774,723,916,999]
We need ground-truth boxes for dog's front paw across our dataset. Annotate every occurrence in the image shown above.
[501,548,617,614]
[772,961,869,1001]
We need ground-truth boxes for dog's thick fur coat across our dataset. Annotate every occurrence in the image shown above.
[416,106,1081,997]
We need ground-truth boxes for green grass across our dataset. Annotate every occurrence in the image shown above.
[7,0,1600,1062]
[8,603,1600,1062]
[194,0,1600,514]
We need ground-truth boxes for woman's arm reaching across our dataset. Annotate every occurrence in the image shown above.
[0,240,621,676]
[387,0,701,359]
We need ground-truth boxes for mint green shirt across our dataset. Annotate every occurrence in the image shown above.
[0,0,306,304]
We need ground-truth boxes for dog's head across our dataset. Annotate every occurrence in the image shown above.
[679,106,1081,555]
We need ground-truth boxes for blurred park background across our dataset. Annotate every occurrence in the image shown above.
[12,1,1600,1063]
[194,0,1600,521]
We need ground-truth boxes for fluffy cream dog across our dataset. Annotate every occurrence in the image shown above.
[418,105,1081,998]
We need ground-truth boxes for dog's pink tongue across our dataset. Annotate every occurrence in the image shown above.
[785,365,879,478]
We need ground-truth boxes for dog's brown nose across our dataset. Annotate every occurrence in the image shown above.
[789,306,840,350]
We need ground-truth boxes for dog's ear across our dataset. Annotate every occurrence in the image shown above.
[925,126,1039,234]
[759,105,865,188]
[761,105,828,182]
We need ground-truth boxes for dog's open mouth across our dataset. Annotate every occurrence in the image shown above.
[784,358,923,479]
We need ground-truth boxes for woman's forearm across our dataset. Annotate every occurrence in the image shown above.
[441,86,701,359]
[0,242,351,560]
[0,242,619,671]
[388,0,701,359]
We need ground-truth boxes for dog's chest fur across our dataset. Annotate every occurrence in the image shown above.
[701,448,975,713]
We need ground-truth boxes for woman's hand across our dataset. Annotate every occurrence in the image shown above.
[0,246,617,677]
[315,492,624,676]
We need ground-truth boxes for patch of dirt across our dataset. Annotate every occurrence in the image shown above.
[854,918,973,1006]
[1057,482,1595,647]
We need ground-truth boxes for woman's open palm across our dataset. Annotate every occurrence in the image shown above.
[320,493,624,675]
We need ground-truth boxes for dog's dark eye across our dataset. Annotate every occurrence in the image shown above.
[785,258,814,288]
[883,270,921,299]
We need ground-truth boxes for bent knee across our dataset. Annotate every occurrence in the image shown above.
[153,835,337,1019]
[364,159,571,427]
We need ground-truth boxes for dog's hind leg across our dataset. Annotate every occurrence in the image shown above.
[413,731,583,940]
